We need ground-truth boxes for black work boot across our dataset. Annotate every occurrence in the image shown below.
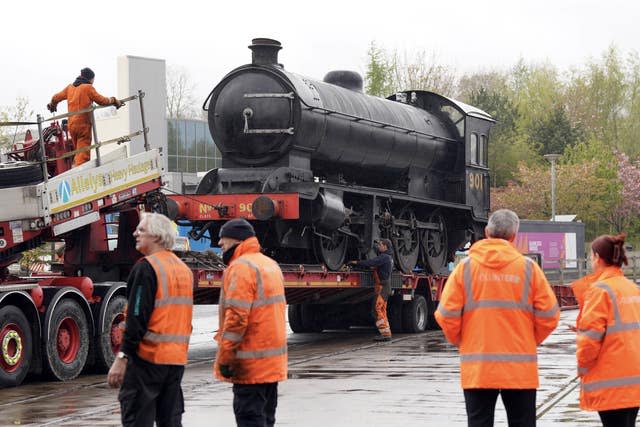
[373,335,392,342]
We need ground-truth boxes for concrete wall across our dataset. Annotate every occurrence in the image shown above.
[95,56,202,194]
[116,56,167,162]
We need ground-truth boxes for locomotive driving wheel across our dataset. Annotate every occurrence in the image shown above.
[421,210,448,274]
[313,229,348,271]
[390,209,420,273]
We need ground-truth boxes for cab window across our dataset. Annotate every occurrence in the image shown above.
[470,133,478,165]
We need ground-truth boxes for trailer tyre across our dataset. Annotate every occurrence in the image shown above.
[401,295,428,333]
[300,305,324,332]
[387,296,403,333]
[44,299,89,381]
[0,305,33,387]
[0,162,44,189]
[288,305,305,333]
[94,296,127,373]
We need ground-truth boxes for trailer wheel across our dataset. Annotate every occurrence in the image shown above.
[401,295,428,333]
[301,305,324,332]
[287,305,305,333]
[44,299,89,381]
[0,305,32,387]
[0,162,44,189]
[94,296,127,372]
[387,296,403,333]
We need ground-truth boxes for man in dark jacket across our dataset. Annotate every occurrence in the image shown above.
[349,238,394,341]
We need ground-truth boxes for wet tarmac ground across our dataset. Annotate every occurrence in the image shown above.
[0,308,603,426]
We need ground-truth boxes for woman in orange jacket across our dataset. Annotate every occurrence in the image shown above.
[574,234,640,427]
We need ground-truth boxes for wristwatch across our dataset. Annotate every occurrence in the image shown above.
[116,351,128,360]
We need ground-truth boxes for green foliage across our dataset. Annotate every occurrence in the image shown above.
[364,41,396,97]
[529,104,584,155]
[491,155,618,241]
[364,42,457,97]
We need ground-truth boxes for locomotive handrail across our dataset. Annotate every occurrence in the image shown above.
[297,97,459,144]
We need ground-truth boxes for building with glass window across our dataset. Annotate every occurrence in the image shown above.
[97,55,220,194]
[167,119,221,175]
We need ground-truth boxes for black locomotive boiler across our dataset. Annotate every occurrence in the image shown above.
[197,38,494,274]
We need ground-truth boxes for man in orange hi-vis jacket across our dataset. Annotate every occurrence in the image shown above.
[435,209,560,427]
[48,67,122,166]
[214,218,287,427]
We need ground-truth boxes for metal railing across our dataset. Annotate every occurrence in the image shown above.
[543,256,640,285]
[0,89,150,183]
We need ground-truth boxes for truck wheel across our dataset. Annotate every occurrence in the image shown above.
[401,295,428,333]
[0,162,44,188]
[288,305,305,333]
[387,296,403,333]
[300,305,324,332]
[94,296,126,372]
[44,299,89,381]
[0,305,33,387]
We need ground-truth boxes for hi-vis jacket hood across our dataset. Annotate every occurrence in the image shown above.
[468,238,522,270]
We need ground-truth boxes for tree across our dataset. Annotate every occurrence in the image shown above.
[529,104,583,156]
[166,65,199,119]
[608,151,640,233]
[565,46,640,157]
[0,97,33,152]
[364,41,395,97]
[491,155,617,241]
[363,41,457,97]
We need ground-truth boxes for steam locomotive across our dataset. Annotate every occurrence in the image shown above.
[193,38,493,273]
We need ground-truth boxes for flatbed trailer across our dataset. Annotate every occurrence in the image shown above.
[0,94,164,388]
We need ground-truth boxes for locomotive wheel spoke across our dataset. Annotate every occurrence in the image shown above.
[313,230,348,271]
[390,210,420,274]
[421,210,448,274]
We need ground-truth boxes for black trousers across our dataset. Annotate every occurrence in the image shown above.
[463,388,536,427]
[233,382,278,427]
[598,407,639,427]
[118,356,185,427]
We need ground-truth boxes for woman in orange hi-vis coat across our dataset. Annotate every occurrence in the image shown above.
[573,234,640,427]
[48,67,121,166]
[435,209,559,427]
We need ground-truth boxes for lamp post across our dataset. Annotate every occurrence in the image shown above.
[544,154,560,222]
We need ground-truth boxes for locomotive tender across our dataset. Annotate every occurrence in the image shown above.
[196,38,493,273]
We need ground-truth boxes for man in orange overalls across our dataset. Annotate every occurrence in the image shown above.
[48,67,122,166]
[349,238,394,341]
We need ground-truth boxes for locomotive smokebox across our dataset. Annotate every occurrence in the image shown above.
[249,38,282,66]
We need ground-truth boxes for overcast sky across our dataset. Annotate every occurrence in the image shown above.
[2,0,638,117]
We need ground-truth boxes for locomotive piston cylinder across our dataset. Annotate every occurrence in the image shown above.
[312,191,346,231]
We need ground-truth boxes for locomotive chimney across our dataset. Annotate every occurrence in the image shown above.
[249,38,282,66]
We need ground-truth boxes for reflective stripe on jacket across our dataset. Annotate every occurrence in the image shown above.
[576,268,640,411]
[435,238,559,389]
[51,84,113,127]
[137,250,193,365]
[214,236,288,384]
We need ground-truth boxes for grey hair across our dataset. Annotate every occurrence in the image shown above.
[140,212,176,250]
[486,209,520,240]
